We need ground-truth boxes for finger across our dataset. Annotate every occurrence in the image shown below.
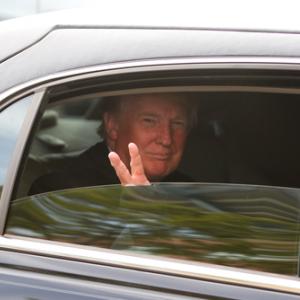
[108,151,132,185]
[128,143,144,176]
[128,143,150,185]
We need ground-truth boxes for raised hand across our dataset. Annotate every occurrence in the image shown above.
[108,143,150,186]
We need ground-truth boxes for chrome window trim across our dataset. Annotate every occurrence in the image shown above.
[2,56,300,104]
[1,235,300,295]
[0,90,45,233]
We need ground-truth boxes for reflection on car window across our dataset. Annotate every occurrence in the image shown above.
[15,97,102,198]
[6,183,300,276]
[0,96,32,198]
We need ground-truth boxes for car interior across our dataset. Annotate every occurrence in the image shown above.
[8,67,300,199]
[14,88,300,199]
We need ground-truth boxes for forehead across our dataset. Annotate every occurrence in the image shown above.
[122,94,187,116]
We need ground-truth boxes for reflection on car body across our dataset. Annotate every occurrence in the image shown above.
[1,0,300,299]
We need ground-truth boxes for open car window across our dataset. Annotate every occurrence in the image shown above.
[8,68,300,280]
[6,183,300,276]
[15,89,300,197]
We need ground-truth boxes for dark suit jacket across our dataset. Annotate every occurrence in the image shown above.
[29,142,190,195]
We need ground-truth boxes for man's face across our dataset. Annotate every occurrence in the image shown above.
[106,94,189,181]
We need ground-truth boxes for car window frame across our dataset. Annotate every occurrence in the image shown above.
[0,91,44,233]
[2,58,300,296]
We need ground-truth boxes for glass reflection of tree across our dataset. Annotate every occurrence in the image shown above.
[6,184,300,276]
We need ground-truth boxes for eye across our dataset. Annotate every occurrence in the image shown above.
[172,120,186,129]
[142,117,157,127]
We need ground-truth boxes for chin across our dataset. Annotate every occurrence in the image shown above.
[144,160,175,179]
[146,168,171,181]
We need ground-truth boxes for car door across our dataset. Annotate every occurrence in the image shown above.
[2,57,300,300]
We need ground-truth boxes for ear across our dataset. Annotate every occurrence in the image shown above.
[103,112,119,142]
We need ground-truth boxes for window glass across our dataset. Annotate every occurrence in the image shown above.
[10,83,300,277]
[6,183,300,276]
[0,96,32,198]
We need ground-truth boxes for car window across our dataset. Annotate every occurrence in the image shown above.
[9,72,300,279]
[0,95,32,198]
[6,183,300,276]
[16,90,300,197]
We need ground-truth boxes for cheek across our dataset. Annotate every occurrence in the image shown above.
[173,131,187,150]
[118,124,142,145]
[134,130,158,148]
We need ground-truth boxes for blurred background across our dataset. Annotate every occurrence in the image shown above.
[0,0,100,21]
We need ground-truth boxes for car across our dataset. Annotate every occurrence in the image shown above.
[1,0,300,298]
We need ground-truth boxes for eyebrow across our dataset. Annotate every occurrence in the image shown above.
[138,112,187,120]
[138,112,159,118]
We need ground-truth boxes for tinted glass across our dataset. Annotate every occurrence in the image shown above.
[6,183,300,276]
[0,96,32,197]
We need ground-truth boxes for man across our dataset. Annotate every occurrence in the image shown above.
[29,92,195,194]
[105,93,195,185]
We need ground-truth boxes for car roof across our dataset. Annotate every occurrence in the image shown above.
[2,0,300,52]
[2,0,300,97]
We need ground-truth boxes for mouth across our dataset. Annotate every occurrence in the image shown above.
[145,152,171,160]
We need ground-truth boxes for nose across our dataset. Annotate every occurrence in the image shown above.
[157,123,172,146]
